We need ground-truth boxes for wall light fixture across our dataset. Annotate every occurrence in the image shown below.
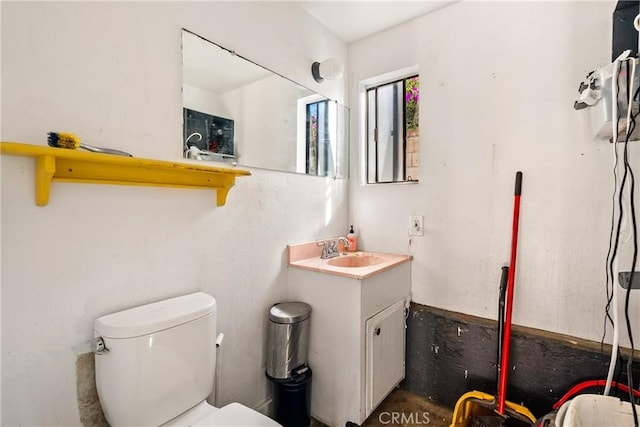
[312,57,344,83]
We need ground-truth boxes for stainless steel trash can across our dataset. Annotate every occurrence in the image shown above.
[266,302,311,379]
[266,302,312,427]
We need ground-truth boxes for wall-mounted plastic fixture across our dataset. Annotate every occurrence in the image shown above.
[619,271,640,289]
[410,215,424,236]
[311,57,344,83]
[574,56,640,141]
[0,141,251,207]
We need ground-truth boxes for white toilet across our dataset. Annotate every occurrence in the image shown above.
[93,292,281,426]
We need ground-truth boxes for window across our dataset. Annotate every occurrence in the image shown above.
[366,75,419,183]
[306,100,334,177]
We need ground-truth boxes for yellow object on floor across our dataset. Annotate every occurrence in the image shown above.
[449,390,535,427]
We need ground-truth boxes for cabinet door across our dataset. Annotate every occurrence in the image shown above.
[365,298,406,417]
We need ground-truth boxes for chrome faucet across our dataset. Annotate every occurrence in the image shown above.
[337,237,350,250]
[318,237,350,259]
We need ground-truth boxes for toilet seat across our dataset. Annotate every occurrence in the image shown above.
[194,403,282,426]
[162,401,281,427]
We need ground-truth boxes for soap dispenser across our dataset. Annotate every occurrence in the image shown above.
[346,225,358,252]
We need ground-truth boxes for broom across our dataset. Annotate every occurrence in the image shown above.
[472,171,533,427]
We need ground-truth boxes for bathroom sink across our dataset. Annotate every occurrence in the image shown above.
[327,254,382,268]
[288,241,412,279]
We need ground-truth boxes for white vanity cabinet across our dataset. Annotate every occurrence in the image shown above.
[287,259,411,427]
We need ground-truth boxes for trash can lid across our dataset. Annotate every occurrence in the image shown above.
[269,302,311,324]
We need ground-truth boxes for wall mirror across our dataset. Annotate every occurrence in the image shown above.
[182,29,349,178]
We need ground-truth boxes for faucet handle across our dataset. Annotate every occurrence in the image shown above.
[318,240,343,259]
[317,241,330,258]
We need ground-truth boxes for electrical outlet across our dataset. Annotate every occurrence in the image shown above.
[410,215,424,236]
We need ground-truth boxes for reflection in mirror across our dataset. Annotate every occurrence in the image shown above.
[182,29,349,178]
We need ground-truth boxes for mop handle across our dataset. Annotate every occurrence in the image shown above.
[496,266,509,388]
[497,171,522,415]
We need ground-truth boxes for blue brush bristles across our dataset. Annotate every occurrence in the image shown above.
[47,132,59,147]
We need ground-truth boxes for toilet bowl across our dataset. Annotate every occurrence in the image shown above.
[161,401,279,427]
[94,292,281,427]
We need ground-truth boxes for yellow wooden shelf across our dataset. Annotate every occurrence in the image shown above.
[0,141,251,206]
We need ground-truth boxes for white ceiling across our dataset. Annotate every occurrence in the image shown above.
[296,1,458,43]
[183,2,459,93]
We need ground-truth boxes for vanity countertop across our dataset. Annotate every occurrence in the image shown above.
[287,240,412,280]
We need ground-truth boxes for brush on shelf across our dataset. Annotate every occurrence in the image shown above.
[47,132,132,157]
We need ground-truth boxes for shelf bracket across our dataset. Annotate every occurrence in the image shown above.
[217,187,231,207]
[215,174,236,206]
[35,155,56,206]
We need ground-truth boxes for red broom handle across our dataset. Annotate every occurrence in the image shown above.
[497,171,522,415]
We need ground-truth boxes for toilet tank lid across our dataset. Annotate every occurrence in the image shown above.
[94,292,216,339]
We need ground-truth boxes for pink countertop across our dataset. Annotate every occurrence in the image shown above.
[287,240,412,280]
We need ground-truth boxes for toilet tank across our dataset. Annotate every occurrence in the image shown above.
[94,292,217,427]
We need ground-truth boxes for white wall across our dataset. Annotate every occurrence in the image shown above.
[0,2,347,425]
[349,1,639,348]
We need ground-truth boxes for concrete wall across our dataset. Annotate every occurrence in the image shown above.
[0,2,347,425]
[348,1,639,348]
